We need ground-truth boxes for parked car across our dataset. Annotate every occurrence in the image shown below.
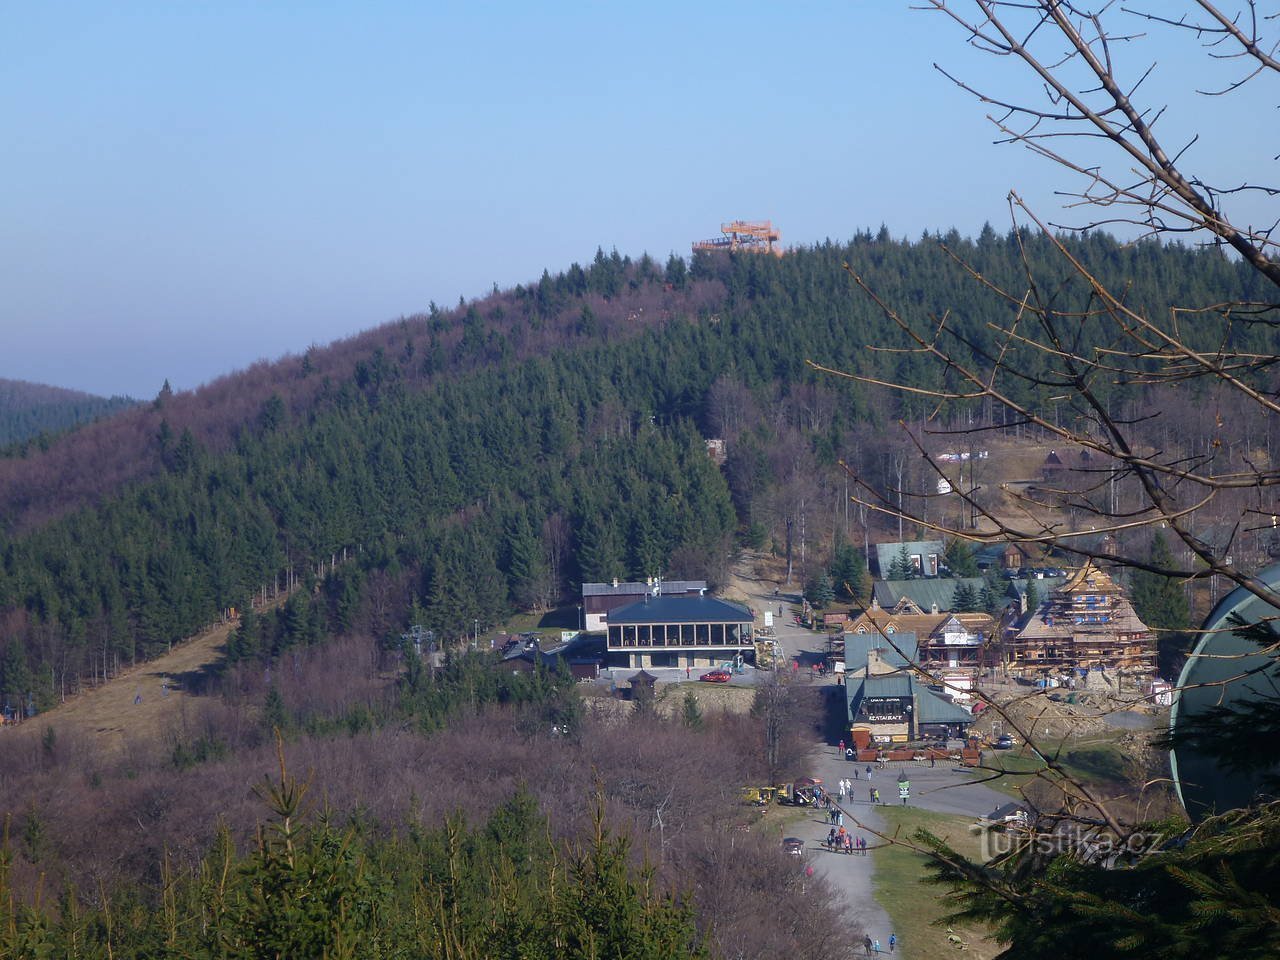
[699,670,732,683]
[994,734,1017,749]
[985,802,1030,825]
[782,837,805,856]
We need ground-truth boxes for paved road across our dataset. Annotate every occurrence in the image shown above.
[803,743,895,946]
[762,589,1012,952]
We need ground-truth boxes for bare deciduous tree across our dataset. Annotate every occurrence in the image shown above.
[821,0,1280,602]
[815,4,1280,954]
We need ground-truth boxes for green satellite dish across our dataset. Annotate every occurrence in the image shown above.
[1170,562,1280,820]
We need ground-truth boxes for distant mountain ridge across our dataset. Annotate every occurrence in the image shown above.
[0,378,138,448]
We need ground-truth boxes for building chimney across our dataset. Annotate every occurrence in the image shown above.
[931,602,939,615]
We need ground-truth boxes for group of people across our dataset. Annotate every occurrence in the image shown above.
[833,776,881,804]
[825,826,868,855]
[862,933,897,954]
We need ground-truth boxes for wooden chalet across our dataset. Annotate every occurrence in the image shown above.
[846,600,996,678]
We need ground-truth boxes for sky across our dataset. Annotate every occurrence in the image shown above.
[3,2,1275,398]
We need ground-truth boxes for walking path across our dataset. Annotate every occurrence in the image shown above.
[803,745,894,944]
[759,585,1010,952]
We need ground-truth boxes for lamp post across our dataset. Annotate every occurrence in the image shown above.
[473,619,478,651]
[577,604,583,631]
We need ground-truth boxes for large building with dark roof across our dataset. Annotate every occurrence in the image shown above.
[581,579,707,631]
[605,595,754,668]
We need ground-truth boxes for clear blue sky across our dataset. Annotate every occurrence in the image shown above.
[2,2,1272,398]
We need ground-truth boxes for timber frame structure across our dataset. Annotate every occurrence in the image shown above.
[1005,562,1154,675]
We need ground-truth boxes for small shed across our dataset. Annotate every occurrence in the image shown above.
[630,669,658,692]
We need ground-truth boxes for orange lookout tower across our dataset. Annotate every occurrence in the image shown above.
[692,220,782,256]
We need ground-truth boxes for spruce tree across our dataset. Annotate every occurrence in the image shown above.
[829,539,870,603]
[944,538,980,577]
[888,544,915,580]
[951,583,979,612]
[1025,578,1041,617]
[680,690,704,730]
[804,572,836,609]
[1130,532,1192,676]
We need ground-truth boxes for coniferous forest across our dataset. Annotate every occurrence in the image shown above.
[2,230,1273,706]
[0,230,1278,957]
[0,378,138,449]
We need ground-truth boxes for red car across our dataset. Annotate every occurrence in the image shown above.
[699,670,732,683]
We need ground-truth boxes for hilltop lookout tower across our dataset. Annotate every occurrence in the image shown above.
[692,220,782,256]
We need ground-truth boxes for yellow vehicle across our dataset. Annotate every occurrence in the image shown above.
[775,778,823,806]
[741,786,779,806]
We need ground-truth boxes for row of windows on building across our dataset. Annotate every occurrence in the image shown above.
[607,623,752,647]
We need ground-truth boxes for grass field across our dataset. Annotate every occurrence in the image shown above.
[977,733,1133,800]
[871,807,999,960]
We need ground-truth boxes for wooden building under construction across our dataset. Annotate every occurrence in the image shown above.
[1006,562,1154,675]
[692,220,782,256]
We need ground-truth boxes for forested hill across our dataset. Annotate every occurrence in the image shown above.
[0,230,1273,707]
[0,378,137,448]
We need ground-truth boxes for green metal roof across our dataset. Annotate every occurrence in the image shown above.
[860,674,915,698]
[847,672,914,723]
[873,540,945,577]
[846,670,975,727]
[916,689,976,724]
[872,578,988,613]
[843,632,918,672]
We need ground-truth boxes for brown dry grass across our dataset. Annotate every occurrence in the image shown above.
[11,602,283,760]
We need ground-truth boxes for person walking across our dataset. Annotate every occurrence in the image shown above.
[873,788,881,805]
[889,933,897,953]
[853,766,859,780]
[863,935,874,956]
[839,739,845,757]
[866,764,873,780]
